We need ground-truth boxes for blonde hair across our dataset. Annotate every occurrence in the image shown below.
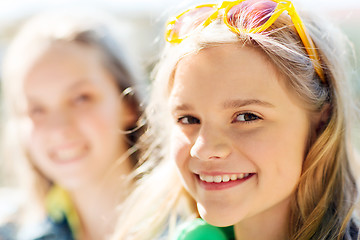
[0,10,145,222]
[113,2,359,240]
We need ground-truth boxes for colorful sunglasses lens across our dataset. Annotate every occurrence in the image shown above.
[227,0,278,30]
[169,6,216,40]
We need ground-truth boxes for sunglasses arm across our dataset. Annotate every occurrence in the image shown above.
[288,6,325,82]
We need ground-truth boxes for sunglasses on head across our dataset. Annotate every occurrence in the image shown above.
[165,0,325,83]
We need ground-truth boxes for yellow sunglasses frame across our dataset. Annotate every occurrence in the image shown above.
[165,0,325,83]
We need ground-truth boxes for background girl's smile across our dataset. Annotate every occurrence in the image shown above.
[49,142,88,164]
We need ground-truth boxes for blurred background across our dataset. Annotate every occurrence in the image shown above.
[0,0,359,76]
[0,0,359,166]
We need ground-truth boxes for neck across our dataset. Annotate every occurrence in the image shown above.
[234,198,291,240]
[70,158,133,240]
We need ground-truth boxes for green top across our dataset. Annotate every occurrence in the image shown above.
[176,218,235,240]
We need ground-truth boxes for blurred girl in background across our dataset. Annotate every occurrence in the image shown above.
[0,10,145,240]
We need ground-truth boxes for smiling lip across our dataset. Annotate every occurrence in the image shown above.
[50,144,87,164]
[196,173,255,191]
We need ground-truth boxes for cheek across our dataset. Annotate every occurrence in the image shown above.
[251,126,305,188]
[26,128,53,177]
[170,127,198,198]
[170,128,192,173]
[25,121,46,157]
[27,137,44,163]
[77,108,120,141]
[232,125,304,182]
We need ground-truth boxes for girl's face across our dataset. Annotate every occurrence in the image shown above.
[23,43,132,190]
[168,44,310,227]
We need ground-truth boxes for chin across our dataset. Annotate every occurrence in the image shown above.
[55,175,91,191]
[197,202,240,227]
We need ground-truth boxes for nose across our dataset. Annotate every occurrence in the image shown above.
[45,110,74,140]
[190,124,231,160]
[47,109,72,127]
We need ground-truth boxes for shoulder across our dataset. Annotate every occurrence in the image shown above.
[0,188,22,240]
[0,216,74,240]
[17,217,74,240]
[175,218,234,240]
[0,188,74,240]
[342,218,360,240]
[349,218,359,240]
[0,188,22,221]
[0,222,17,240]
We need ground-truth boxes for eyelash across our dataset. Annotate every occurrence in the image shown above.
[73,93,93,105]
[232,112,262,124]
[177,112,262,125]
[29,107,45,117]
[177,115,200,125]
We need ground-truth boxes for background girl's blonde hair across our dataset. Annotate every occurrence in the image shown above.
[0,10,146,223]
[113,3,359,240]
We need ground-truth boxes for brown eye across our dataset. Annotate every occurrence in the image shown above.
[29,106,45,117]
[178,116,200,124]
[233,112,261,123]
[28,106,47,122]
[73,93,92,105]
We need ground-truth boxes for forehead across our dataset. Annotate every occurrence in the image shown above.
[23,42,116,98]
[169,43,303,110]
[27,42,104,78]
[172,44,279,93]
[30,41,102,68]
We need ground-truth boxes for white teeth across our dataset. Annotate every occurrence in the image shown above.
[199,173,251,183]
[222,175,230,182]
[55,147,84,161]
[213,175,222,183]
[230,174,237,181]
[204,175,214,183]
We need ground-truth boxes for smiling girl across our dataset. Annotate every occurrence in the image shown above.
[112,0,359,240]
[0,11,144,240]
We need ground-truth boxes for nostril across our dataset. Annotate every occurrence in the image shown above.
[190,130,231,160]
[190,143,231,160]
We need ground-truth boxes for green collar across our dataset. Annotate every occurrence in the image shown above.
[176,218,235,240]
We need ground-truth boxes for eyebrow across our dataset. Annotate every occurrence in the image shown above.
[171,99,274,112]
[172,103,193,111]
[68,79,92,91]
[223,99,275,109]
[27,79,92,103]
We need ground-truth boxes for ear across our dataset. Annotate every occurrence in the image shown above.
[313,103,331,136]
[120,100,139,130]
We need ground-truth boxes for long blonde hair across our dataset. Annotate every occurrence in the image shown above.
[113,2,359,240]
